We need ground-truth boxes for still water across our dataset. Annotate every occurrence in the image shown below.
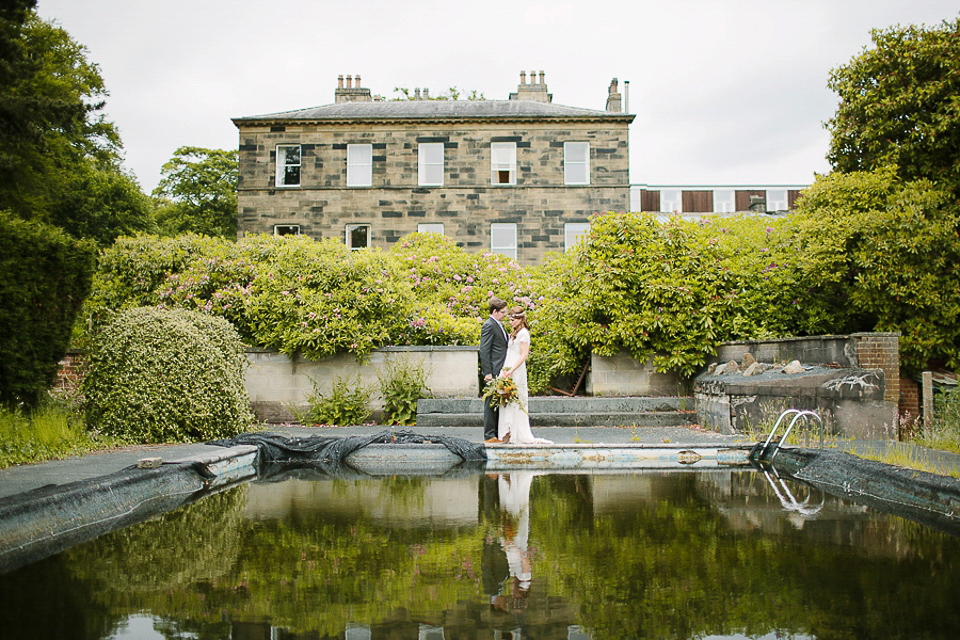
[1,469,959,640]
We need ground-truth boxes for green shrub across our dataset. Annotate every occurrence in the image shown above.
[795,169,960,372]
[301,375,372,426]
[77,233,233,346]
[0,212,97,409]
[243,236,414,359]
[379,360,432,426]
[81,307,253,442]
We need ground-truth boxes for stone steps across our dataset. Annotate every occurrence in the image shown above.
[416,397,697,428]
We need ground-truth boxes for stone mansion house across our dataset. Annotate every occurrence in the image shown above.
[232,72,633,264]
[233,72,806,264]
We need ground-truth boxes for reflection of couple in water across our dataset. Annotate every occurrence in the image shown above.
[482,472,536,616]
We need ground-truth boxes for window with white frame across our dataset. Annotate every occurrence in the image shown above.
[564,142,590,185]
[276,145,301,187]
[564,223,590,251]
[490,142,516,185]
[417,223,444,235]
[347,144,372,187]
[714,189,735,213]
[273,224,301,236]
[418,143,444,186]
[767,189,788,212]
[661,189,682,213]
[490,223,517,259]
[345,223,371,249]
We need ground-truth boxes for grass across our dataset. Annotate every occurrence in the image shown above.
[0,394,124,469]
[851,441,960,479]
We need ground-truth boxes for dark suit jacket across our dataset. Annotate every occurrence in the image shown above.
[479,316,508,379]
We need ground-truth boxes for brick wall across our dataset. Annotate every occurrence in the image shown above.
[54,351,83,393]
[899,376,920,419]
[852,332,900,404]
[236,120,630,265]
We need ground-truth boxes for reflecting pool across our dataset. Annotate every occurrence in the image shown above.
[1,469,959,639]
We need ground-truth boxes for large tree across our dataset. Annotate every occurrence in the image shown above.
[0,6,155,245]
[0,7,121,216]
[826,18,960,193]
[153,146,238,238]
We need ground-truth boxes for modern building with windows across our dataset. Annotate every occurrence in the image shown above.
[232,72,634,264]
[631,184,807,218]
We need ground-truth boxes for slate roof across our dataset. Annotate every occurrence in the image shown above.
[233,99,634,125]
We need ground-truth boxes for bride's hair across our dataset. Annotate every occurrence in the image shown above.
[508,306,529,338]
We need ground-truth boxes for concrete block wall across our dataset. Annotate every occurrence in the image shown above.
[236,121,630,265]
[587,351,688,396]
[244,346,478,423]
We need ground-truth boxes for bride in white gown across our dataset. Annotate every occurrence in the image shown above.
[498,308,552,445]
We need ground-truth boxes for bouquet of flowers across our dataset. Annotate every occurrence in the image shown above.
[482,372,521,409]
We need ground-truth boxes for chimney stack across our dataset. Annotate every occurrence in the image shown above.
[605,77,622,112]
[335,73,373,103]
[509,69,552,102]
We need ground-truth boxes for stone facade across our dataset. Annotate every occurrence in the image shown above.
[233,73,634,265]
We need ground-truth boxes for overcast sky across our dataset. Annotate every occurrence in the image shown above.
[37,0,959,193]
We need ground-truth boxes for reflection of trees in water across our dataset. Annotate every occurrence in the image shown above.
[534,473,960,639]
[5,473,960,640]
[377,474,427,509]
[66,486,248,594]
[0,553,120,640]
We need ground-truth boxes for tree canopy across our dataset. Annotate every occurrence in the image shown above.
[826,18,960,194]
[153,146,238,238]
[0,4,154,245]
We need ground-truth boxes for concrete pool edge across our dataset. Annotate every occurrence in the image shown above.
[0,445,258,574]
[7,436,960,573]
[768,447,960,536]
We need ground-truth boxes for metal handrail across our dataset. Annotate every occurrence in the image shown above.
[761,466,825,517]
[758,409,824,460]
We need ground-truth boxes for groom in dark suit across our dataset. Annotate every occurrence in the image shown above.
[480,298,509,443]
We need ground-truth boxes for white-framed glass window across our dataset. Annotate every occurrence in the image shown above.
[661,189,682,213]
[490,142,516,185]
[417,223,444,235]
[276,145,301,187]
[564,141,590,185]
[345,223,371,249]
[347,144,372,187]
[273,224,301,236]
[714,189,735,213]
[564,223,590,251]
[767,189,788,212]
[418,142,444,186]
[490,223,517,260]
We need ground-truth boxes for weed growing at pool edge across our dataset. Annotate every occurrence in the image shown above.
[0,393,123,469]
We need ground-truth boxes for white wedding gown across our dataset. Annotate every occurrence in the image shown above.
[498,329,552,444]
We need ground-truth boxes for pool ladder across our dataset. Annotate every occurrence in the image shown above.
[752,409,827,517]
[753,409,824,462]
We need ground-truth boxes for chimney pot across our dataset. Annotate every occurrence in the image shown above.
[338,75,344,89]
[355,74,361,87]
[520,71,526,85]
[539,70,545,85]
[348,75,354,88]
[530,70,537,84]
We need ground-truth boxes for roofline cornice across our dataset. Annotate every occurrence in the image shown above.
[231,114,637,128]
